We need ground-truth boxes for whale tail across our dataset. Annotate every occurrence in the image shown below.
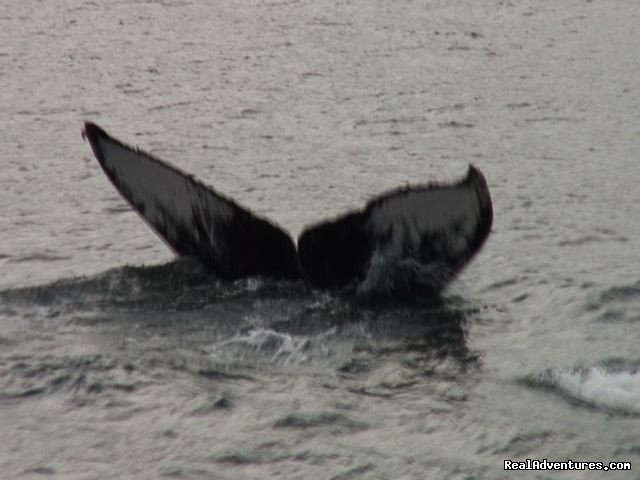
[83,122,492,293]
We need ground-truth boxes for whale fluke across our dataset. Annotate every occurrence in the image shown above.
[83,122,492,293]
[298,165,493,292]
[82,122,300,281]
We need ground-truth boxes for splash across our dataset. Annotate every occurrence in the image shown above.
[207,327,337,366]
[529,363,640,415]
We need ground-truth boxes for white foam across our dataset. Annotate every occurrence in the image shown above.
[208,328,334,366]
[546,366,640,415]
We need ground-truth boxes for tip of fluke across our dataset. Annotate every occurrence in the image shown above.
[82,121,103,142]
[82,121,109,164]
[466,164,490,193]
[467,163,481,178]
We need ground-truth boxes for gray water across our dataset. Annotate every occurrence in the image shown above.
[1,1,640,479]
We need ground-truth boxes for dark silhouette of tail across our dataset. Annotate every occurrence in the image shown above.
[83,122,492,293]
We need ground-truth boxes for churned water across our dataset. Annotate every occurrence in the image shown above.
[1,0,640,479]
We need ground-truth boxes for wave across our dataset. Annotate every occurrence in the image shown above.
[525,359,640,416]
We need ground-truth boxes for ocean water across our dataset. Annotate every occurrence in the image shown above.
[1,0,640,479]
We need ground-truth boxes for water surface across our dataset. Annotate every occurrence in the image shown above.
[1,1,640,479]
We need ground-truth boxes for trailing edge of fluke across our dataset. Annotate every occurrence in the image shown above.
[82,122,493,294]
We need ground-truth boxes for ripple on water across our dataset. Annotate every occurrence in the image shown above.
[598,281,640,304]
[273,411,369,433]
[0,354,143,406]
[585,280,640,323]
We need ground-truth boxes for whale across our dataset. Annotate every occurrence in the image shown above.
[82,122,493,294]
